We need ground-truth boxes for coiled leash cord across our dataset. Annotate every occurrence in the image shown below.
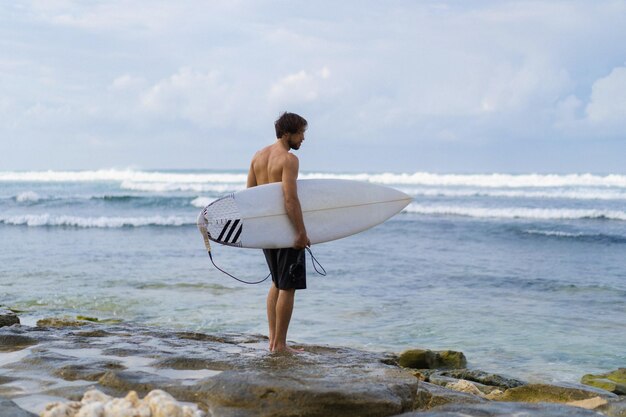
[199,220,326,285]
[208,246,326,285]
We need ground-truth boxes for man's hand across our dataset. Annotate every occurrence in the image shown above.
[294,232,310,250]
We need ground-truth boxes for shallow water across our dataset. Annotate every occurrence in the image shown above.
[1,169,625,383]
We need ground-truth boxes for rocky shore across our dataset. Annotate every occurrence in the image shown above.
[1,310,624,417]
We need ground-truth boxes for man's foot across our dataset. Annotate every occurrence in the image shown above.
[271,343,304,353]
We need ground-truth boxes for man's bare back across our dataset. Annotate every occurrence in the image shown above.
[247,125,309,250]
[247,112,309,353]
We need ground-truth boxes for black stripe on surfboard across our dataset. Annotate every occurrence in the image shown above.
[224,219,240,243]
[231,224,243,243]
[217,220,232,241]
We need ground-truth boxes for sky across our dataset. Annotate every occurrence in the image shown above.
[1,0,625,173]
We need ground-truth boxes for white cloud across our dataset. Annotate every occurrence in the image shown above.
[554,65,626,134]
[554,94,583,126]
[585,65,626,125]
[109,74,146,91]
[140,67,233,127]
[3,1,626,170]
[268,67,331,105]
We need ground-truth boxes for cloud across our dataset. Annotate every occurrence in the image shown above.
[555,94,583,126]
[109,74,146,91]
[140,67,233,128]
[585,65,626,125]
[554,65,626,135]
[3,1,626,171]
[268,67,331,105]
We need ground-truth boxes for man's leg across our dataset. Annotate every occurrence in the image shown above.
[272,288,296,352]
[266,284,279,350]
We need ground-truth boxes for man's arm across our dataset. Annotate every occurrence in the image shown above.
[247,161,257,189]
[282,155,310,249]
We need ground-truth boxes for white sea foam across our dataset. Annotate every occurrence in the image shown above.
[524,229,587,238]
[399,187,626,200]
[120,181,244,193]
[0,214,190,228]
[15,191,41,202]
[190,197,215,208]
[3,169,626,189]
[404,204,626,221]
[301,172,626,188]
[0,169,247,184]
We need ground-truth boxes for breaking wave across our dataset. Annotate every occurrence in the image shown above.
[15,191,41,203]
[0,170,247,183]
[302,172,626,188]
[404,204,626,221]
[400,188,626,200]
[3,170,626,189]
[120,181,243,193]
[0,214,191,228]
[522,229,626,243]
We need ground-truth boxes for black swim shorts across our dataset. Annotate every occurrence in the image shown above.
[263,248,306,290]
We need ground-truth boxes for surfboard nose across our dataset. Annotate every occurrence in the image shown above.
[396,188,413,210]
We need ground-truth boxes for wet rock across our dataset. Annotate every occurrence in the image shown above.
[413,381,485,410]
[395,401,608,416]
[445,380,487,397]
[0,375,18,385]
[152,356,235,371]
[498,382,618,403]
[15,350,77,370]
[75,315,122,324]
[398,349,466,370]
[36,317,90,328]
[175,331,266,345]
[53,360,126,381]
[0,398,37,417]
[426,375,504,400]
[73,329,112,338]
[434,369,525,390]
[582,368,626,395]
[194,368,417,417]
[0,333,38,352]
[567,396,608,409]
[101,346,156,357]
[98,370,183,398]
[598,398,626,417]
[0,308,20,327]
[428,374,461,387]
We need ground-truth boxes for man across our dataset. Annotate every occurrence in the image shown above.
[247,112,310,353]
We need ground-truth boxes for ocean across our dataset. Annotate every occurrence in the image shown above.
[1,169,624,383]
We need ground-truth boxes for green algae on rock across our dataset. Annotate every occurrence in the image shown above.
[396,401,610,417]
[498,382,618,403]
[582,368,626,395]
[398,349,467,370]
[36,317,91,328]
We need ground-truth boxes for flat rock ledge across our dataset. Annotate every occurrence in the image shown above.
[0,319,623,417]
[0,308,20,328]
[1,319,416,417]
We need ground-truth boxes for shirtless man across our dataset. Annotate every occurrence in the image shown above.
[247,112,310,353]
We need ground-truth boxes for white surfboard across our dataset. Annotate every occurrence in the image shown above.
[197,179,412,249]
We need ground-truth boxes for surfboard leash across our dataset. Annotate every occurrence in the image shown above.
[197,214,326,284]
[306,247,327,276]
